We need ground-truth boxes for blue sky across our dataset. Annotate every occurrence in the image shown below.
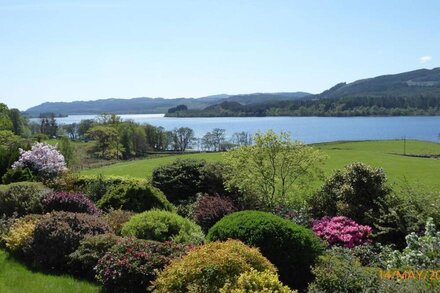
[1,0,439,110]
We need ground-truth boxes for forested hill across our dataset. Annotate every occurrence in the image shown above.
[316,67,440,99]
[166,68,440,117]
[24,92,311,117]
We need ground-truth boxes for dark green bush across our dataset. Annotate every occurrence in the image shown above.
[1,167,33,184]
[309,162,391,226]
[151,159,205,203]
[68,233,121,279]
[73,175,174,212]
[95,238,192,292]
[0,182,49,217]
[30,211,111,271]
[122,210,204,244]
[84,178,174,213]
[207,211,324,290]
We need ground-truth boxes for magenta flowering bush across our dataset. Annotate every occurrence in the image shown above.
[12,143,67,179]
[312,216,372,248]
[42,191,102,216]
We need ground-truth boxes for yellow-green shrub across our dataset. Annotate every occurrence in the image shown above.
[221,269,296,293]
[3,214,40,252]
[153,239,276,293]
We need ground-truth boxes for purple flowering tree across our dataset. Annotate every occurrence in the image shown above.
[12,142,67,179]
[312,216,372,248]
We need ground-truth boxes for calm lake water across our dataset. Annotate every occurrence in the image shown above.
[31,115,440,144]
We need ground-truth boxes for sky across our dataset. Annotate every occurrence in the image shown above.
[1,0,439,110]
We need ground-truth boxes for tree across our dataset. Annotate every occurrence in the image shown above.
[0,103,13,131]
[308,162,391,226]
[231,131,253,146]
[8,108,29,136]
[78,119,95,140]
[58,136,75,167]
[224,130,326,209]
[87,125,121,159]
[171,127,195,152]
[63,123,79,140]
[211,128,226,151]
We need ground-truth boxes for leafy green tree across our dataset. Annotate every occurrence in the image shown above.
[171,127,195,151]
[224,131,326,209]
[58,136,75,166]
[87,125,121,159]
[308,162,391,226]
[0,103,13,131]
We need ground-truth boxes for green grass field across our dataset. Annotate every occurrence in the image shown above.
[81,140,440,189]
[0,249,98,293]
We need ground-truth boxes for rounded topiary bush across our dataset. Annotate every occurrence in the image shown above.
[97,180,174,212]
[68,233,121,279]
[42,191,101,215]
[95,238,192,293]
[192,195,237,233]
[30,211,111,270]
[153,239,276,293]
[122,210,204,244]
[207,211,324,290]
[220,269,296,293]
[0,182,49,217]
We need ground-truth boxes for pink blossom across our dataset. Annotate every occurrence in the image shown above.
[12,142,67,178]
[312,216,372,248]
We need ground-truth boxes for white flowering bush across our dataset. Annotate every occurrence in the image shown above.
[12,143,67,179]
[385,217,440,269]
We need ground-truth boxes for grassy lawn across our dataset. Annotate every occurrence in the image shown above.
[0,249,99,293]
[81,140,440,189]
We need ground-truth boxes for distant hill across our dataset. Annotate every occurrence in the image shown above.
[24,92,311,116]
[166,68,440,117]
[315,67,440,99]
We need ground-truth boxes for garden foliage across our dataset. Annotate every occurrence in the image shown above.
[153,239,276,293]
[207,211,324,290]
[122,210,204,244]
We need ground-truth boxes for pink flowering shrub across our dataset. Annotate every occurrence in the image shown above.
[12,142,67,179]
[312,216,372,248]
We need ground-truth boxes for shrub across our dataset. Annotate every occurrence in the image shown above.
[312,216,372,248]
[96,179,174,212]
[42,191,101,215]
[2,214,41,253]
[192,195,237,233]
[152,159,205,203]
[372,184,440,249]
[309,162,391,226]
[0,182,49,217]
[68,234,121,279]
[30,211,111,270]
[96,238,191,292]
[1,166,33,184]
[12,142,67,179]
[307,250,380,293]
[384,217,440,269]
[207,211,324,290]
[0,213,17,247]
[122,210,204,244]
[103,209,135,235]
[153,239,276,293]
[220,269,296,293]
[198,161,232,196]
